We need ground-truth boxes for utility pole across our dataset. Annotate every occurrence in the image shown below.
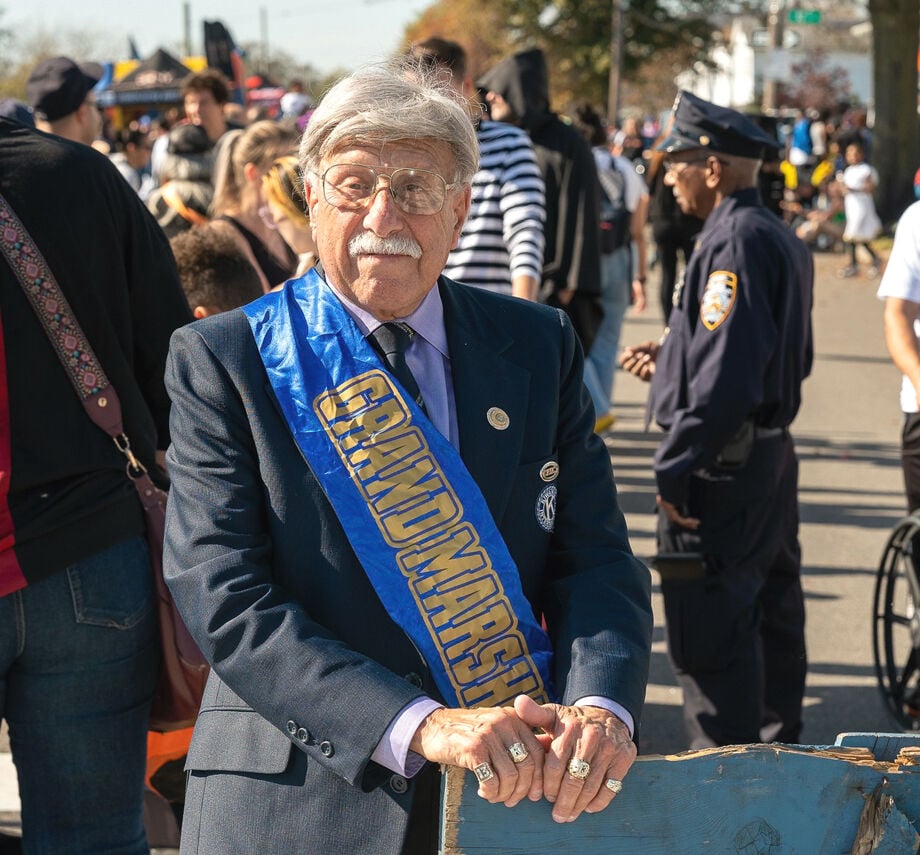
[607,0,625,125]
[182,1,192,58]
[761,0,785,113]
[260,6,270,77]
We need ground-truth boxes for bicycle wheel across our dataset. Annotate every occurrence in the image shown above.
[873,512,920,730]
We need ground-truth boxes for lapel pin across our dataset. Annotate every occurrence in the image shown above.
[486,407,510,430]
[539,461,559,482]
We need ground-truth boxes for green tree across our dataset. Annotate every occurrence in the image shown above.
[405,0,740,117]
[869,0,919,222]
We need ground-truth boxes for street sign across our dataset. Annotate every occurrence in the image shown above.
[752,28,802,49]
[788,9,821,24]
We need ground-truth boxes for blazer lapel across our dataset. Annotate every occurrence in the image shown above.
[440,279,531,524]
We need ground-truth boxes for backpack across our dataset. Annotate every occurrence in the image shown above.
[597,156,631,254]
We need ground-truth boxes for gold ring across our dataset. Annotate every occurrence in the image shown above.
[508,742,528,763]
[567,757,590,780]
[605,778,623,794]
[473,762,494,783]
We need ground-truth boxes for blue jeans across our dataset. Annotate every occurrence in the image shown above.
[0,535,159,854]
[584,246,631,417]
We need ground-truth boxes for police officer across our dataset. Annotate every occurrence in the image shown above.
[621,91,814,749]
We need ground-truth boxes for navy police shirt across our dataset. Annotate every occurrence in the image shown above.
[650,187,814,506]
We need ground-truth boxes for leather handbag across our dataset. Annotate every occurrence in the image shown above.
[0,191,208,731]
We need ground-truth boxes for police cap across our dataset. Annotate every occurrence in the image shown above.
[26,56,103,122]
[657,90,780,159]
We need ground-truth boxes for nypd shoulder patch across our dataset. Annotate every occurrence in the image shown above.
[700,270,738,330]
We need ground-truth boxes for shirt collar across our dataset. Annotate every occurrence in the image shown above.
[321,274,450,359]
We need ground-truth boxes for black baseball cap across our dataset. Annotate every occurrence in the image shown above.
[26,56,103,122]
[657,90,780,160]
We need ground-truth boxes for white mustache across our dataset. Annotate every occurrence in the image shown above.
[348,232,422,260]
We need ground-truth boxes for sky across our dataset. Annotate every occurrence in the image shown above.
[12,0,427,77]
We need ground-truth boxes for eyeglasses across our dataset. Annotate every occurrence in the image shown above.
[663,156,711,174]
[663,155,727,174]
[319,163,458,216]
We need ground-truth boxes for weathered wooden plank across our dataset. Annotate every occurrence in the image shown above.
[440,738,920,854]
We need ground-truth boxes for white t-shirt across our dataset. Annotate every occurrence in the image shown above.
[877,200,920,412]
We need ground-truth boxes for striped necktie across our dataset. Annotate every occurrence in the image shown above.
[368,322,426,413]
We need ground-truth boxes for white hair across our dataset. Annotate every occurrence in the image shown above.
[299,60,479,190]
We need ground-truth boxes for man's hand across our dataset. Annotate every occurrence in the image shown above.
[513,695,635,824]
[410,706,545,807]
[620,340,659,382]
[656,495,700,530]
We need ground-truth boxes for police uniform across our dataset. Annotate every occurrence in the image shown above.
[650,92,815,748]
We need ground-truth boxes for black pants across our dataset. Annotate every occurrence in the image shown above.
[654,231,697,322]
[400,763,441,855]
[657,434,806,748]
[901,411,920,513]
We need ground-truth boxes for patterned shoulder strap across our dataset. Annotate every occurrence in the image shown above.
[0,191,124,439]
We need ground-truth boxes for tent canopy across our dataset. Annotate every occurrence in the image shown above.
[98,48,192,107]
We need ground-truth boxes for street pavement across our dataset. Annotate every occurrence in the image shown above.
[0,248,908,842]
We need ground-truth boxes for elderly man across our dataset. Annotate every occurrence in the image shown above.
[163,62,652,854]
[622,91,814,750]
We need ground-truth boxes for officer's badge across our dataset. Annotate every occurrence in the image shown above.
[700,271,738,330]
[535,485,556,532]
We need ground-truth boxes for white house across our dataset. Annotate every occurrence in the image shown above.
[676,5,873,111]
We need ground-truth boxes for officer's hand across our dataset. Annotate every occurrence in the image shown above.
[656,495,700,530]
[620,340,659,381]
[410,706,544,807]
[514,695,634,823]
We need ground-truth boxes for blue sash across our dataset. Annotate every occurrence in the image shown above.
[243,269,554,707]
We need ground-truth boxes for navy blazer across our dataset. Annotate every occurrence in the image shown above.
[163,276,652,854]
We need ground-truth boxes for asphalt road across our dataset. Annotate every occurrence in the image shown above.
[613,248,908,756]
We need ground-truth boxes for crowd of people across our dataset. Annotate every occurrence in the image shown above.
[0,38,912,855]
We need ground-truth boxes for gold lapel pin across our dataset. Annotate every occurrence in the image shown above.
[539,461,559,482]
[486,407,510,430]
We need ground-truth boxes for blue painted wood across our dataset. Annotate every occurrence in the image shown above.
[440,739,920,854]
[836,731,920,762]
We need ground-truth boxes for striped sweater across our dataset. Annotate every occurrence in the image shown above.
[444,120,545,295]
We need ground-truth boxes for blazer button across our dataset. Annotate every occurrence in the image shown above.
[389,774,408,794]
[404,672,424,689]
[286,720,298,736]
[296,727,310,743]
[319,740,334,757]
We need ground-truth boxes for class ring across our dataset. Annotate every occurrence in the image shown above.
[567,757,591,780]
[508,742,529,763]
[473,762,494,783]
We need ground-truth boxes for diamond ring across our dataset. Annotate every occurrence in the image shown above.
[605,778,623,794]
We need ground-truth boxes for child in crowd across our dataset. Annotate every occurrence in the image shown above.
[170,224,263,317]
[839,142,882,278]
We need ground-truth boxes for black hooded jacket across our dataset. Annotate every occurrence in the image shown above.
[478,49,601,305]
